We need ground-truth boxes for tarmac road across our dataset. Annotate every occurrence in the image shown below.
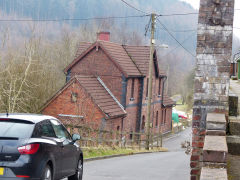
[82,128,191,180]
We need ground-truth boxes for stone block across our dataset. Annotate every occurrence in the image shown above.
[227,154,240,180]
[200,167,227,180]
[229,116,240,135]
[203,135,228,163]
[206,113,226,130]
[229,94,238,116]
[197,34,206,41]
[202,162,226,169]
[206,130,226,136]
[227,136,240,155]
[192,0,235,178]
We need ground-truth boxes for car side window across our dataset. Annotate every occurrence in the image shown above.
[50,120,72,141]
[32,120,56,138]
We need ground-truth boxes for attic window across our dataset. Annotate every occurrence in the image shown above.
[71,92,78,103]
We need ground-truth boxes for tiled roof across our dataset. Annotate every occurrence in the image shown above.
[76,75,126,118]
[123,45,150,76]
[100,41,142,77]
[74,42,92,59]
[124,45,166,76]
[68,41,166,77]
[163,95,175,106]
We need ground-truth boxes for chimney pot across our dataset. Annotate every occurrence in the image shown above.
[97,32,110,41]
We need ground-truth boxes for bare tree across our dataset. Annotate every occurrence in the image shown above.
[0,19,146,114]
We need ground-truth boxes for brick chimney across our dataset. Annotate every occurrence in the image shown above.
[97,32,110,41]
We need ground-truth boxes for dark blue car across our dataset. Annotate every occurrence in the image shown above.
[0,113,83,180]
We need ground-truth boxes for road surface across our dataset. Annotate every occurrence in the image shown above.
[82,127,191,180]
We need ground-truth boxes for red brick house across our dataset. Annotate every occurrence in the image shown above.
[41,75,126,131]
[42,32,175,134]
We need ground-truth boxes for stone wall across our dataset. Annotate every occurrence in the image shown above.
[191,0,235,179]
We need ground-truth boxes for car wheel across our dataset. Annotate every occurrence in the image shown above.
[68,159,83,180]
[41,165,52,180]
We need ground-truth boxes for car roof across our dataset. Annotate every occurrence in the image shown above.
[0,113,58,124]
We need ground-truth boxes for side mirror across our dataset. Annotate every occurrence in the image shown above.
[72,134,81,142]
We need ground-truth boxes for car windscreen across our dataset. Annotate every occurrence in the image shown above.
[0,119,35,139]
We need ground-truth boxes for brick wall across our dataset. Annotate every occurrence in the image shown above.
[124,78,140,132]
[191,0,235,179]
[159,107,172,134]
[42,81,122,131]
[67,44,172,135]
[140,75,172,134]
[105,117,123,132]
[70,47,123,102]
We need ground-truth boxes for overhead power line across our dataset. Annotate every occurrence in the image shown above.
[158,8,240,16]
[119,0,149,15]
[0,15,149,22]
[159,28,197,32]
[160,27,240,32]
[119,0,199,17]
[160,32,196,59]
[158,12,198,16]
[144,16,152,36]
[156,18,196,58]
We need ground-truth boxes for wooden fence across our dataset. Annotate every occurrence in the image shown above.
[65,124,164,149]
[64,118,190,149]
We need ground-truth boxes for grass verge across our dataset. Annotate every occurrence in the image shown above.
[82,146,168,159]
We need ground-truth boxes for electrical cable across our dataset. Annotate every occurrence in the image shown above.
[159,28,197,32]
[159,31,196,59]
[159,27,240,32]
[157,12,198,16]
[145,16,152,36]
[119,0,199,17]
[0,15,150,22]
[119,0,149,15]
[156,18,196,58]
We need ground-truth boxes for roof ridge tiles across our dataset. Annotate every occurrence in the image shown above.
[97,40,122,46]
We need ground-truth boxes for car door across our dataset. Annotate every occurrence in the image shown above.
[50,120,78,177]
[32,120,63,179]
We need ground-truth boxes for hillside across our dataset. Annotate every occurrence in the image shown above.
[0,0,239,98]
[0,0,198,49]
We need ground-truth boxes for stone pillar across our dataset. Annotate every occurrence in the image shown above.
[191,0,235,179]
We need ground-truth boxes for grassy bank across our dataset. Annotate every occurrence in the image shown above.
[82,146,168,159]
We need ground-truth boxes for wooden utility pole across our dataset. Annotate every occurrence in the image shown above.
[146,13,156,150]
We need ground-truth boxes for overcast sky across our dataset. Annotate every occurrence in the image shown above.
[180,0,240,38]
